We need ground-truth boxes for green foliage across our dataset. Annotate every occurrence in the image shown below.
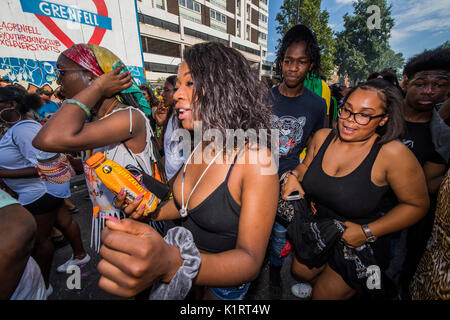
[334,0,404,84]
[275,0,337,78]
[438,40,450,49]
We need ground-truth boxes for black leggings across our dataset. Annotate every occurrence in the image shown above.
[24,193,64,215]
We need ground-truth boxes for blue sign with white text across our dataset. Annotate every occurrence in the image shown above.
[20,0,112,30]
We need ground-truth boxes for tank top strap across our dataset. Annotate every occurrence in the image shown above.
[225,149,241,183]
[358,138,383,172]
[315,130,336,160]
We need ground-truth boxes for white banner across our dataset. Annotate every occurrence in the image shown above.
[0,0,145,89]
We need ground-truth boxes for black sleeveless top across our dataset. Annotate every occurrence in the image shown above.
[174,155,241,253]
[302,131,389,224]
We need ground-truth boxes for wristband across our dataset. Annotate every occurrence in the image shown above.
[288,170,299,179]
[148,227,201,300]
[63,99,91,117]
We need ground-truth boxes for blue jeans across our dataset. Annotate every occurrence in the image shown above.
[269,220,288,267]
[209,283,250,300]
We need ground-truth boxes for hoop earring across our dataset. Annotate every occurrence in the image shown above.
[0,107,22,125]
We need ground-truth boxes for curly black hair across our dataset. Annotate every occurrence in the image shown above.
[403,47,450,80]
[183,42,274,152]
[0,85,43,115]
[275,24,321,77]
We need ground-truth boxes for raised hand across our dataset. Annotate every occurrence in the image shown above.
[92,65,133,98]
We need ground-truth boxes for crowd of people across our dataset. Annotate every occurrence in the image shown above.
[0,24,449,301]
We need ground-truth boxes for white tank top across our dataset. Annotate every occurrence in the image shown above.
[82,107,156,251]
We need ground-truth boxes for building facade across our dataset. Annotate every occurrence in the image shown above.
[136,0,271,83]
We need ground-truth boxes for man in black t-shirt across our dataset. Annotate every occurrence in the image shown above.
[267,24,327,299]
[398,47,450,299]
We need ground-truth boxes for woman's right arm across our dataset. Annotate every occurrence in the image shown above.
[32,67,136,153]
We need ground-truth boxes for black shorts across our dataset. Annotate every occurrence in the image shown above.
[23,193,64,215]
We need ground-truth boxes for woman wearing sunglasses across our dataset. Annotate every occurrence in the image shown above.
[33,44,163,253]
[281,78,429,299]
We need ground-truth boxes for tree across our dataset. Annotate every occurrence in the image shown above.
[438,40,450,49]
[335,0,404,84]
[275,0,337,78]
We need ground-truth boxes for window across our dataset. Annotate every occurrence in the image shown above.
[179,0,201,13]
[260,0,267,5]
[236,20,241,37]
[141,36,181,58]
[247,4,250,21]
[138,13,180,33]
[210,0,226,10]
[210,9,226,24]
[155,0,165,9]
[237,0,241,16]
[259,32,267,40]
[246,25,250,40]
[259,13,267,24]
[184,28,229,45]
[144,62,178,74]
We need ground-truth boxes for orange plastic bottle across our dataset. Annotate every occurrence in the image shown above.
[85,152,159,216]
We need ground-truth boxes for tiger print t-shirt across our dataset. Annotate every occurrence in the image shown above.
[270,85,327,176]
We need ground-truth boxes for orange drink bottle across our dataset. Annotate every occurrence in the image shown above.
[85,152,159,216]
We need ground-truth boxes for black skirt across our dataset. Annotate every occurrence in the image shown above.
[287,199,393,297]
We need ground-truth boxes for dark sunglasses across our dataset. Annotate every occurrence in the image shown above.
[54,68,86,79]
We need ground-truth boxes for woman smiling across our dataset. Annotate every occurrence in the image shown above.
[282,78,429,299]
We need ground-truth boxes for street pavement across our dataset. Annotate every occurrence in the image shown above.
[47,174,301,300]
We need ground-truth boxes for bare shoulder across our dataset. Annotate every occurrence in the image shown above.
[238,145,278,178]
[309,128,333,151]
[312,128,332,143]
[379,140,416,161]
[378,139,422,171]
[102,107,146,130]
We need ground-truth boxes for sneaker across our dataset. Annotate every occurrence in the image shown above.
[291,282,312,299]
[57,254,91,273]
[45,284,53,298]
[68,206,80,214]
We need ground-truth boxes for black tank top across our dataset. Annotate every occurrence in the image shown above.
[174,154,241,253]
[302,131,389,224]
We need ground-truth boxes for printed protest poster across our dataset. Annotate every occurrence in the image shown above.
[0,0,145,91]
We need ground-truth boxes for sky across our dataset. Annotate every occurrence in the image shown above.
[266,0,450,64]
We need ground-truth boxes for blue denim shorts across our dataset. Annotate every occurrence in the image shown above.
[209,283,251,300]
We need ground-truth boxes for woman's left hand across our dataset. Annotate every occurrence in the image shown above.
[114,188,148,222]
[92,65,133,98]
[340,221,367,248]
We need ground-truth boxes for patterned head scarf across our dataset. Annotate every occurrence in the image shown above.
[62,44,151,116]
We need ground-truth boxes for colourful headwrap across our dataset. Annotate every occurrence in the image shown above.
[62,44,151,116]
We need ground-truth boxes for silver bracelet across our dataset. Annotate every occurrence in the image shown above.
[148,227,201,300]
